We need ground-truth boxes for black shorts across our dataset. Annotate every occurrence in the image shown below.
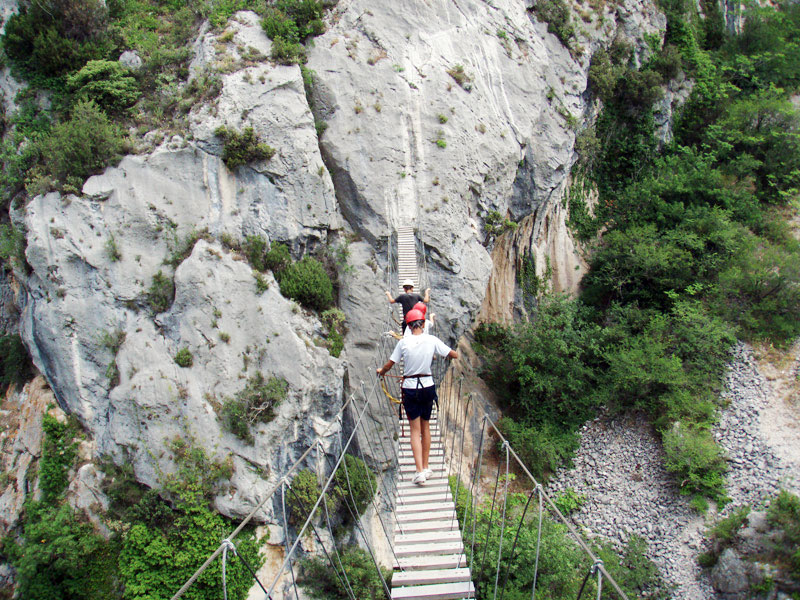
[402,385,437,421]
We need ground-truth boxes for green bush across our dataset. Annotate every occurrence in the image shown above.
[262,8,300,41]
[39,414,80,503]
[244,235,268,271]
[0,224,28,272]
[147,270,174,313]
[662,422,728,503]
[299,545,390,600]
[530,0,575,48]
[0,334,34,392]
[1,0,113,83]
[119,442,260,600]
[220,373,288,444]
[38,100,126,190]
[264,241,291,274]
[214,125,276,170]
[3,502,121,600]
[330,454,376,521]
[270,36,307,64]
[288,468,320,524]
[174,347,193,368]
[261,0,324,42]
[278,255,334,311]
[499,418,580,483]
[321,308,346,357]
[66,60,141,113]
[767,490,800,576]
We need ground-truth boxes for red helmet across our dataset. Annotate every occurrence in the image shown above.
[405,309,425,324]
[413,302,427,315]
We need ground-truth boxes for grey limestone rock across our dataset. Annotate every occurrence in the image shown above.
[119,50,143,71]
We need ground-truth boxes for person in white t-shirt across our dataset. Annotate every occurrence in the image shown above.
[402,302,435,337]
[376,309,458,485]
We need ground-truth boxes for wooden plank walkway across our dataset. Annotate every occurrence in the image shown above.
[391,227,474,600]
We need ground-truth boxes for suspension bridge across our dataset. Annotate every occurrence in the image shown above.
[168,228,631,600]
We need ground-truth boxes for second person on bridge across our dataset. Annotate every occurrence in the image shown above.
[377,309,457,485]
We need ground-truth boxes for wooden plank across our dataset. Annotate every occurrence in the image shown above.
[397,500,454,514]
[392,568,471,587]
[395,554,467,571]
[396,530,462,546]
[394,541,464,558]
[391,581,475,600]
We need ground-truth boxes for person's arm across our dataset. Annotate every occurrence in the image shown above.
[385,290,395,303]
[377,360,395,376]
[423,288,430,303]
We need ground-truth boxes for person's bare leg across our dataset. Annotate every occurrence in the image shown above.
[421,419,431,470]
[408,417,423,472]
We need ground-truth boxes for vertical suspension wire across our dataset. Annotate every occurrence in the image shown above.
[531,485,544,600]
[357,381,403,530]
[596,562,604,600]
[478,439,503,586]
[467,416,488,572]
[354,384,403,569]
[335,427,394,600]
[281,481,301,600]
[451,379,470,530]
[284,482,355,600]
[498,488,536,600]
[492,441,511,600]
[316,442,358,600]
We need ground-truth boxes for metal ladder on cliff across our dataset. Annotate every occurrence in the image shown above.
[391,227,475,600]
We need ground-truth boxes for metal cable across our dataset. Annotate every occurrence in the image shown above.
[264,378,381,598]
[169,384,366,600]
[532,486,544,600]
[498,489,536,600]
[284,482,354,600]
[221,539,235,600]
[478,442,504,586]
[281,481,301,600]
[492,441,511,600]
[467,416,487,572]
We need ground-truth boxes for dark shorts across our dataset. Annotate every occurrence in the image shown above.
[402,385,437,421]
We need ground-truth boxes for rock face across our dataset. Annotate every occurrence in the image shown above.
[5,0,668,523]
[0,377,57,534]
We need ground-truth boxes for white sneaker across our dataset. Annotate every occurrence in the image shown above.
[412,471,427,485]
[422,468,433,479]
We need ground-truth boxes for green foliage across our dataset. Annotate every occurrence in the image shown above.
[446,64,472,91]
[662,422,728,503]
[321,308,346,357]
[244,235,268,271]
[119,441,260,600]
[261,0,324,64]
[3,502,122,600]
[220,373,288,443]
[767,490,800,576]
[214,125,276,170]
[39,414,79,504]
[447,477,666,599]
[147,270,174,314]
[483,210,518,236]
[105,235,122,262]
[330,454,376,522]
[710,505,751,543]
[66,60,141,113]
[278,255,334,311]
[0,225,28,272]
[479,295,601,430]
[0,334,34,392]
[264,241,291,274]
[38,100,126,190]
[174,347,193,368]
[1,0,113,84]
[530,0,575,49]
[553,487,586,516]
[299,545,390,600]
[166,229,210,267]
[499,418,580,483]
[288,469,321,525]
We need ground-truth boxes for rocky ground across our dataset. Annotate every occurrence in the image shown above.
[546,342,800,599]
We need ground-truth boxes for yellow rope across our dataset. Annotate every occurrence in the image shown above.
[380,378,402,404]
